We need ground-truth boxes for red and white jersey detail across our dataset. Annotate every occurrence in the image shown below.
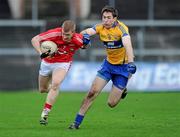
[38,27,83,63]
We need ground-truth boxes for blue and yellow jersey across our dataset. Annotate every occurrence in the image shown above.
[92,20,129,64]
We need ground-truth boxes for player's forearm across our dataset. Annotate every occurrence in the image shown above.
[80,29,88,35]
[122,36,135,63]
[31,35,42,55]
[126,47,134,63]
[80,28,96,36]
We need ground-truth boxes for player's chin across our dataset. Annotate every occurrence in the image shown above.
[63,38,71,42]
[103,24,111,29]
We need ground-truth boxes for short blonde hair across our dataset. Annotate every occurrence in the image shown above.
[62,20,76,32]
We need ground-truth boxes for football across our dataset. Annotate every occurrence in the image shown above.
[40,41,57,54]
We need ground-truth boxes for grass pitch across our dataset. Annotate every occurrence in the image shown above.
[0,91,180,137]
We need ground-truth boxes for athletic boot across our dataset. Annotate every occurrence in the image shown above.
[121,88,128,99]
[68,122,80,129]
[39,109,49,125]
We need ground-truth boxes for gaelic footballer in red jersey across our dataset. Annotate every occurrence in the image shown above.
[31,20,90,125]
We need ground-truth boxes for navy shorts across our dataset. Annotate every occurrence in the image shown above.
[97,59,130,90]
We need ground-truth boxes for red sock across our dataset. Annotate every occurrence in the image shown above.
[44,103,52,111]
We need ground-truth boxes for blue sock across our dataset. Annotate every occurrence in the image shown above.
[74,114,84,126]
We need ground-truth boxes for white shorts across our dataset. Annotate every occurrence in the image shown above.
[39,60,72,76]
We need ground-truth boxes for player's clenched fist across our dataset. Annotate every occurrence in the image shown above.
[127,62,136,74]
[40,50,51,59]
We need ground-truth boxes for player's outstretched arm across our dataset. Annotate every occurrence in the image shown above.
[80,28,96,49]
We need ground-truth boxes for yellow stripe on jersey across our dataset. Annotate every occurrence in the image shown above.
[93,21,129,64]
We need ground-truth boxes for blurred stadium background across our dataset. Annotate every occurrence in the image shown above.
[0,0,180,91]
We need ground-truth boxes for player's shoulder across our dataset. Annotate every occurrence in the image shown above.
[117,20,129,35]
[92,23,103,32]
[93,23,103,29]
[117,20,128,28]
[73,33,83,41]
[73,33,83,44]
[47,27,62,33]
[74,33,82,38]
[39,27,61,36]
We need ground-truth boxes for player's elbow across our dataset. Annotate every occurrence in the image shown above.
[31,35,40,45]
[39,88,48,93]
[31,37,34,45]
[122,35,131,45]
[31,37,36,46]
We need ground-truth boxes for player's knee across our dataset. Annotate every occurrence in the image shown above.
[39,88,48,93]
[107,101,117,108]
[87,91,95,98]
[87,87,98,98]
[51,83,59,91]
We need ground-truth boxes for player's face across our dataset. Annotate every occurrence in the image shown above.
[62,30,74,42]
[102,12,116,29]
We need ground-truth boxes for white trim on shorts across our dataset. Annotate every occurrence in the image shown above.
[39,60,72,76]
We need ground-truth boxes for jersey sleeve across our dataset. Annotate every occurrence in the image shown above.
[92,24,96,31]
[91,23,102,34]
[118,21,129,37]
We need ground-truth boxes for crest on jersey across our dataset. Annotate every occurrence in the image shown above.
[107,34,112,40]
[69,44,75,46]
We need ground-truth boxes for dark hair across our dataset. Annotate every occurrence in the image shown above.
[62,20,76,32]
[101,5,118,18]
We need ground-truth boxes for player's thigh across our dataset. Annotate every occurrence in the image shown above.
[112,74,128,91]
[51,68,68,87]
[51,62,71,87]
[108,85,122,105]
[95,65,111,93]
[92,76,108,91]
[108,75,128,103]
[39,74,51,90]
[89,76,108,96]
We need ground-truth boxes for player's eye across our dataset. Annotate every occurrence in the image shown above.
[103,16,112,20]
[103,16,107,19]
[63,33,71,37]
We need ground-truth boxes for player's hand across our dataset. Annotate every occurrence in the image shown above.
[127,62,137,74]
[40,50,51,59]
[81,34,91,49]
[81,43,91,49]
[82,34,90,45]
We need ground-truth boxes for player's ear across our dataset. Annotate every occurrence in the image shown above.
[114,17,117,20]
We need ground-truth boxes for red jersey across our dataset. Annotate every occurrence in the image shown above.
[38,27,83,63]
